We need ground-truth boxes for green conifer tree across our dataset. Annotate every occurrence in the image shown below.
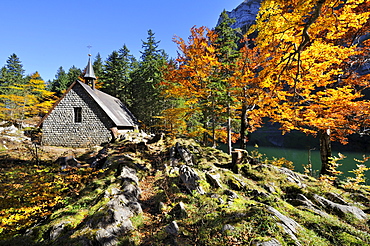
[214,10,242,153]
[130,30,168,130]
[101,45,136,106]
[49,66,69,97]
[67,66,82,86]
[93,53,104,81]
[1,54,26,95]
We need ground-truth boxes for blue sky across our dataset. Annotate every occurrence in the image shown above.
[0,0,242,82]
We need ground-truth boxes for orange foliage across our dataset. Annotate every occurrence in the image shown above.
[248,0,370,143]
[161,26,223,142]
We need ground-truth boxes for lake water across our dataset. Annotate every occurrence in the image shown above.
[247,145,370,184]
[218,127,370,184]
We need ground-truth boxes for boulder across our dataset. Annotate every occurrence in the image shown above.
[224,189,239,200]
[287,194,329,217]
[128,201,143,215]
[252,238,282,246]
[179,165,205,194]
[146,132,164,144]
[166,221,180,236]
[271,166,307,188]
[227,176,246,191]
[57,163,142,245]
[176,142,195,166]
[221,224,235,233]
[169,202,188,219]
[263,183,277,194]
[313,194,367,220]
[206,172,223,189]
[123,183,141,202]
[90,147,109,169]
[118,166,139,185]
[267,206,302,245]
[49,221,67,241]
[56,155,80,170]
[251,189,269,199]
[326,192,349,205]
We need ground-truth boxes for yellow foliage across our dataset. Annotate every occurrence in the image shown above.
[0,72,57,121]
[0,163,101,238]
[247,0,370,144]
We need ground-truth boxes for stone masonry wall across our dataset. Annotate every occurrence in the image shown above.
[41,83,115,147]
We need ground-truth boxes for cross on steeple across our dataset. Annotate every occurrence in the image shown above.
[87,45,92,56]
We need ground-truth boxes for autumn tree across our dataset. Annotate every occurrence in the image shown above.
[249,0,370,175]
[23,72,56,117]
[0,72,56,122]
[229,41,270,150]
[162,26,224,144]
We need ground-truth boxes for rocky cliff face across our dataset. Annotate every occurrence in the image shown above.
[218,0,262,33]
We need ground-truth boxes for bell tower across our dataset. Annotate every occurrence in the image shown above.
[84,53,97,89]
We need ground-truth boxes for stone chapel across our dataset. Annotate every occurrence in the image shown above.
[37,56,138,147]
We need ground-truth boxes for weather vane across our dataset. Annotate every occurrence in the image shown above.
[87,45,92,56]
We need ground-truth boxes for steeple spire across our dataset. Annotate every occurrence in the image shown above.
[84,54,96,89]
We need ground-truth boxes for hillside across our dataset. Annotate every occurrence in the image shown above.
[1,132,370,246]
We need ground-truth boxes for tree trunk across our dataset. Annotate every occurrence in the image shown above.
[227,115,232,155]
[319,129,332,175]
[240,103,247,150]
[211,95,216,148]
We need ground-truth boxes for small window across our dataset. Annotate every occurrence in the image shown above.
[74,107,82,123]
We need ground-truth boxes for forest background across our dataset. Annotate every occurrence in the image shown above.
[0,0,370,178]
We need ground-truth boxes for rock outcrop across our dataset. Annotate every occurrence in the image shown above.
[218,0,262,33]
[3,137,370,246]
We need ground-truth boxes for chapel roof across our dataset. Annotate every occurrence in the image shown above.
[37,80,137,128]
[77,80,137,127]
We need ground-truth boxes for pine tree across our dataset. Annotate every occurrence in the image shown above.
[101,50,120,96]
[101,45,136,106]
[118,45,138,106]
[0,67,8,94]
[49,66,69,97]
[0,54,26,120]
[92,53,104,89]
[93,53,104,79]
[214,11,242,153]
[130,30,168,130]
[0,54,26,95]
[67,66,82,86]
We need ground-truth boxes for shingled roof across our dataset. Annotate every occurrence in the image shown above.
[78,81,137,127]
[37,80,137,128]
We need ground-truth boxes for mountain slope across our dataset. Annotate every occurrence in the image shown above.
[2,135,369,245]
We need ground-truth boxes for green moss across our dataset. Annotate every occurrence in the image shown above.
[337,232,369,246]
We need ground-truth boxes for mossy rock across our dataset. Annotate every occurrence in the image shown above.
[227,176,246,191]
